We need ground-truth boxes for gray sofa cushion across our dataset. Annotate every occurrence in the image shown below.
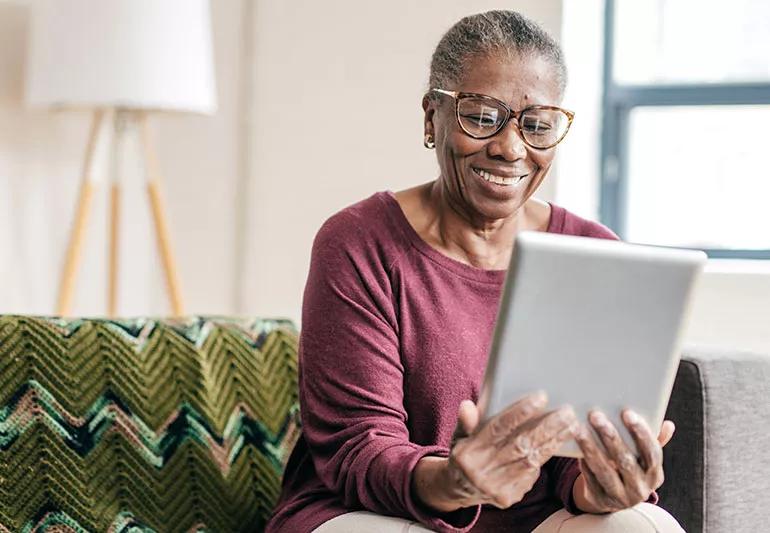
[660,348,770,533]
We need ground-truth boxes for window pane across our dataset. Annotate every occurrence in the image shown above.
[624,106,770,250]
[613,0,770,85]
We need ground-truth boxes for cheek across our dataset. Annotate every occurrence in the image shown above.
[530,149,556,173]
[438,131,482,171]
[442,130,486,163]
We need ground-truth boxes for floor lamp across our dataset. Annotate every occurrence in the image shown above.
[25,0,217,317]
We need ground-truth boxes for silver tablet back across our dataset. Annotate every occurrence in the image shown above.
[481,231,706,457]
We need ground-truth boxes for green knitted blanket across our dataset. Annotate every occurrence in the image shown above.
[0,315,300,532]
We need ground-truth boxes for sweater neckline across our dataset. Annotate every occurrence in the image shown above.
[379,191,565,285]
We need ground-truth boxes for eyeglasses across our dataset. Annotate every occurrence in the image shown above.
[430,88,574,149]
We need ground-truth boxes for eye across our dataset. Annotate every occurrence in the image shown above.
[462,113,497,127]
[460,104,500,128]
[521,117,553,135]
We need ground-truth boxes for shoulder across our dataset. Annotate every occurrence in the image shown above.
[312,191,408,271]
[548,203,620,241]
[306,193,403,326]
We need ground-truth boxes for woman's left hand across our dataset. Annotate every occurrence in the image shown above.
[572,410,675,514]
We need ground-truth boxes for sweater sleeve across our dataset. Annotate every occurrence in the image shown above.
[297,213,480,532]
[546,457,583,513]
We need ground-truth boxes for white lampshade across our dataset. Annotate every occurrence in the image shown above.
[25,0,217,114]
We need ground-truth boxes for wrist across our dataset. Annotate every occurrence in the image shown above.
[412,456,467,513]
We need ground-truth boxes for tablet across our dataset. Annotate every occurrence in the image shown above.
[480,231,707,458]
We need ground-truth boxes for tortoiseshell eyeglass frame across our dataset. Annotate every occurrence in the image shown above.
[430,88,575,149]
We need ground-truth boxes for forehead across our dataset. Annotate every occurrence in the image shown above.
[457,52,561,107]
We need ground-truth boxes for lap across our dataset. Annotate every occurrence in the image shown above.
[532,503,685,533]
[312,504,685,532]
[312,511,434,532]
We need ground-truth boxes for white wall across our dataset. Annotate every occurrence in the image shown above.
[685,261,770,354]
[239,0,563,323]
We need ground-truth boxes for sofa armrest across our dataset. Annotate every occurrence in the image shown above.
[659,347,770,533]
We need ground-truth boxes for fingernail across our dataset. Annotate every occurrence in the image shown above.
[533,391,548,406]
[624,410,640,425]
[574,425,589,441]
[559,405,577,421]
[589,411,608,428]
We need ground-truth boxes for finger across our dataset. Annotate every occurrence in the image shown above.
[483,458,542,509]
[658,420,675,447]
[475,408,577,507]
[592,411,648,499]
[523,408,578,467]
[454,400,480,439]
[507,405,577,460]
[621,410,663,473]
[490,406,576,471]
[579,459,603,493]
[451,400,480,449]
[480,391,548,443]
[575,422,626,502]
[579,459,611,506]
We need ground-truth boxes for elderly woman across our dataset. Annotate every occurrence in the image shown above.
[266,10,683,533]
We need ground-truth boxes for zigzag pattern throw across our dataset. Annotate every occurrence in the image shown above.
[0,315,301,532]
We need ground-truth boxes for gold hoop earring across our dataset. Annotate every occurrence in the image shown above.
[423,133,435,149]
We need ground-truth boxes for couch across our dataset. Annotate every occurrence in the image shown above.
[0,315,767,532]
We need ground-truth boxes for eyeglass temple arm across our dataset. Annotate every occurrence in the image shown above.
[430,88,458,98]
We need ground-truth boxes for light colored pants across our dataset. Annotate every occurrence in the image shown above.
[312,503,685,532]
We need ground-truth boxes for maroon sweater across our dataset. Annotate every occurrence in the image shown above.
[266,192,619,533]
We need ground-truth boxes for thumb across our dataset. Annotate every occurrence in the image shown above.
[452,400,480,444]
[658,420,676,447]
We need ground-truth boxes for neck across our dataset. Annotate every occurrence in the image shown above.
[422,180,526,270]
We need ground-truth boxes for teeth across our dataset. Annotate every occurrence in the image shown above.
[474,168,526,186]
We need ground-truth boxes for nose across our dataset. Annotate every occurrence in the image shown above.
[486,119,528,161]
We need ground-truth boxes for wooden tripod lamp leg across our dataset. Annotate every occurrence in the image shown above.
[108,181,121,317]
[56,110,105,317]
[138,113,185,316]
[107,111,127,318]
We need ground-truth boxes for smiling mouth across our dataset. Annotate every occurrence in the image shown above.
[472,167,528,186]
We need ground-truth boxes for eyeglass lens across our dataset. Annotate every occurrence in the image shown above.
[457,97,569,147]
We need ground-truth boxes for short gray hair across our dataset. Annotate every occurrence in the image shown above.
[428,10,567,98]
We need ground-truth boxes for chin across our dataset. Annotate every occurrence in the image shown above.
[467,194,524,222]
[465,178,532,220]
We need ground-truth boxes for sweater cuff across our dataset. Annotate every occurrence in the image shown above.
[400,445,481,532]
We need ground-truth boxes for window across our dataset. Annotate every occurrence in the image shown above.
[600,0,770,258]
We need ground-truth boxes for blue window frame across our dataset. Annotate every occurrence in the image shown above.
[599,0,770,259]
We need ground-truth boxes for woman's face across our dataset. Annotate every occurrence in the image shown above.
[424,52,563,223]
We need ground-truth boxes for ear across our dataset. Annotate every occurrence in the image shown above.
[422,94,436,137]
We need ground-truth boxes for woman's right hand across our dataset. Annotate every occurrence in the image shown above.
[413,392,578,512]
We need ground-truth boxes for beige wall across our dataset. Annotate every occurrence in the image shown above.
[239,0,563,322]
[0,0,561,320]
[0,0,246,316]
